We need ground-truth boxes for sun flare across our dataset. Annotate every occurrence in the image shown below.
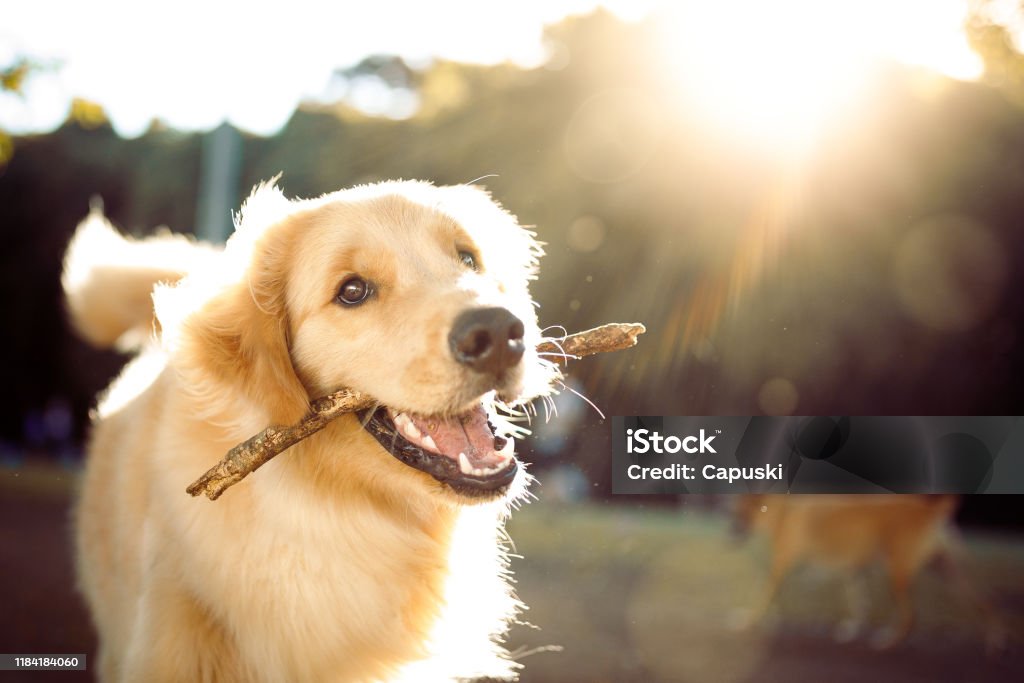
[655,0,984,154]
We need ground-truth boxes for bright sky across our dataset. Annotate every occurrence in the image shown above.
[657,0,988,154]
[0,0,994,138]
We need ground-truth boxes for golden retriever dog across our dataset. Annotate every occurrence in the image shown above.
[62,180,560,682]
[732,494,1004,650]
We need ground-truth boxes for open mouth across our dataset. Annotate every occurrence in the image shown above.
[359,403,518,498]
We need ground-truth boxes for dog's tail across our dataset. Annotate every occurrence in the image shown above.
[62,204,219,349]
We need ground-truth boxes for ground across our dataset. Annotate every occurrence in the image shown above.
[505,501,1024,682]
[1,461,1022,682]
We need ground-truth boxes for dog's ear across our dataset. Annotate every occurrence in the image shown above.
[179,281,310,427]
[159,209,310,429]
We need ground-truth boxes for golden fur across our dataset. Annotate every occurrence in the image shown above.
[733,494,1003,649]
[63,180,558,682]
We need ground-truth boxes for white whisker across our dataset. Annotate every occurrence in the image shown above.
[543,394,557,422]
[464,174,499,186]
[558,380,605,420]
[537,351,576,361]
[508,645,565,661]
[540,325,568,338]
[358,402,381,429]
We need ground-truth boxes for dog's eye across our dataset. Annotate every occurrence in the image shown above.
[336,277,371,305]
[458,250,479,271]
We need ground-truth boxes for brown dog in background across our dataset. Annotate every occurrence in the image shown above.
[733,495,1004,650]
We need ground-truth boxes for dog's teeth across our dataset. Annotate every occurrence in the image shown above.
[421,435,438,452]
[393,414,424,442]
[458,452,473,474]
[497,436,514,456]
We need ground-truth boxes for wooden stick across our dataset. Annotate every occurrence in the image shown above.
[187,322,645,500]
[535,322,645,358]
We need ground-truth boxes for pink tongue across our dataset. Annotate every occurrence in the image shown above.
[409,406,503,466]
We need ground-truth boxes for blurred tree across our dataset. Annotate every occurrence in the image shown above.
[337,54,420,89]
[0,57,54,166]
[68,97,110,130]
[1,59,31,165]
[967,0,1024,107]
[0,59,32,92]
[2,11,1024,451]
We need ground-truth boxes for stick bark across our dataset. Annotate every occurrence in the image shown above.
[187,322,645,500]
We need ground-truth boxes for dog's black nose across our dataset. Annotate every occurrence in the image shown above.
[449,307,525,376]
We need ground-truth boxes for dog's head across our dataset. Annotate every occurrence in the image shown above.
[158,180,559,503]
